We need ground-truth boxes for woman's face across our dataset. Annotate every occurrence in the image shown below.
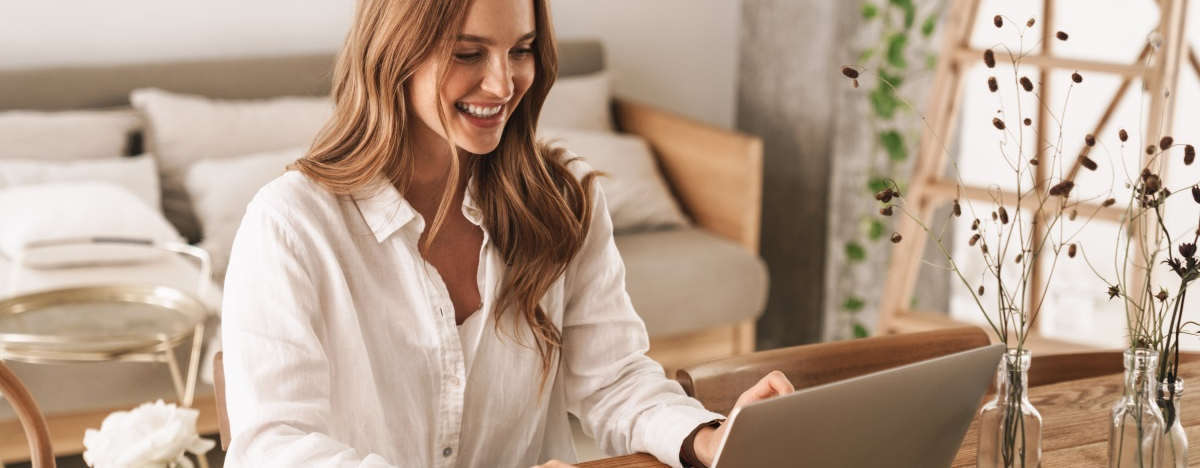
[406,0,537,157]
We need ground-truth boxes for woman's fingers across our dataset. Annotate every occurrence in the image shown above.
[734,370,795,409]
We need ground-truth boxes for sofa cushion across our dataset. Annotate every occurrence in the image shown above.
[615,227,768,337]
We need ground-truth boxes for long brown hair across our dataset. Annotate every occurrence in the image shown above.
[294,0,596,387]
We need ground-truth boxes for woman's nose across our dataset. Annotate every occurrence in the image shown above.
[480,56,515,100]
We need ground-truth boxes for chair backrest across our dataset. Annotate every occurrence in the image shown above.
[213,351,230,451]
[0,360,55,468]
[676,327,991,415]
[1030,350,1200,388]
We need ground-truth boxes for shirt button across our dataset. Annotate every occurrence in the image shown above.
[443,447,453,457]
[448,376,461,386]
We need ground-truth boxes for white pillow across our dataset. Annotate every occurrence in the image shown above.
[0,155,160,210]
[542,128,689,232]
[185,147,303,280]
[0,108,142,160]
[130,88,332,242]
[540,72,614,132]
[0,181,182,268]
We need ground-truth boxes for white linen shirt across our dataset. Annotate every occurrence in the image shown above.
[221,165,722,468]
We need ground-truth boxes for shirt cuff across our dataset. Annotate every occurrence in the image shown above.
[637,405,726,468]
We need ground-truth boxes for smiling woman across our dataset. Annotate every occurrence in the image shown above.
[219,0,789,467]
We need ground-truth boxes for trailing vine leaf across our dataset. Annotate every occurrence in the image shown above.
[846,242,868,261]
[868,177,890,193]
[878,68,904,88]
[862,3,878,20]
[879,130,907,161]
[886,33,909,69]
[868,219,886,241]
[921,14,937,37]
[858,49,875,63]
[843,296,866,311]
[869,84,899,118]
[853,324,870,339]
[890,0,916,30]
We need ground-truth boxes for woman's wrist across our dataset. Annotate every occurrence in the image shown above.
[679,420,721,468]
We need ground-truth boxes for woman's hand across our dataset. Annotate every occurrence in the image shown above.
[533,460,578,468]
[693,370,795,466]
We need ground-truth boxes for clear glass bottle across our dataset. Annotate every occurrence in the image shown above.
[1108,348,1164,468]
[978,348,1043,468]
[1156,377,1186,468]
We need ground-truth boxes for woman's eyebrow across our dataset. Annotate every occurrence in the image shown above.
[457,31,537,46]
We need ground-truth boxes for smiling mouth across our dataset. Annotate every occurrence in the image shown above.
[455,102,503,119]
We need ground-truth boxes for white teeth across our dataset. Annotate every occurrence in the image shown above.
[457,103,502,118]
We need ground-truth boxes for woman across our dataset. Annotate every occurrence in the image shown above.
[220,0,792,467]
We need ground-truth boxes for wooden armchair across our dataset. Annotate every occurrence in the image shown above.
[0,361,55,468]
[675,327,990,416]
[213,351,230,451]
[1030,350,1200,388]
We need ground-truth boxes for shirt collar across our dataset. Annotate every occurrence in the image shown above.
[354,174,486,243]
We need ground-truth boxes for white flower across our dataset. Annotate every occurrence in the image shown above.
[1148,31,1165,50]
[83,400,216,468]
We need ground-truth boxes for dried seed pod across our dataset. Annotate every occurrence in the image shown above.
[969,233,981,246]
[1069,209,1077,221]
[1020,76,1034,92]
[851,79,859,88]
[1102,198,1116,208]
[890,232,902,244]
[1147,145,1156,155]
[988,77,999,92]
[1180,242,1197,259]
[991,211,998,221]
[998,207,1010,224]
[993,118,1006,130]
[1050,180,1076,198]
[880,206,894,216]
[874,189,894,203]
[978,285,985,296]
[1157,290,1169,302]
[841,66,860,79]
[1015,253,1023,264]
[1084,134,1096,147]
[1026,17,1036,27]
[994,15,1004,28]
[983,49,996,68]
[1144,174,1162,194]
[892,187,901,198]
[981,244,989,255]
[1029,158,1039,166]
[1081,156,1098,171]
[1161,136,1174,150]
[1191,185,1200,204]
[1186,145,1196,165]
[1024,118,1032,126]
[1056,31,1069,41]
[1068,244,1077,258]
[1072,72,1083,83]
[971,219,980,230]
[1108,285,1121,299]
[953,201,962,217]
[1119,128,1129,142]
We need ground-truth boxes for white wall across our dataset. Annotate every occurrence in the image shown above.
[0,0,739,128]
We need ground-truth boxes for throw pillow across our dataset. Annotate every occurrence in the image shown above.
[130,88,332,242]
[185,147,303,280]
[0,108,142,160]
[541,128,689,232]
[0,155,160,210]
[0,181,183,268]
[539,72,614,133]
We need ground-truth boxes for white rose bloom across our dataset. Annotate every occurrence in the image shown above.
[83,400,216,468]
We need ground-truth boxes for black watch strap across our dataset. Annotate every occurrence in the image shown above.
[679,419,722,468]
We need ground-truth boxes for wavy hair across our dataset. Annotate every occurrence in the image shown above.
[293,0,596,388]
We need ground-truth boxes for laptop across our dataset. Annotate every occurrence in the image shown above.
[710,344,1004,468]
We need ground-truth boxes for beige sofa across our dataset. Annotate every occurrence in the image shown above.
[0,39,766,461]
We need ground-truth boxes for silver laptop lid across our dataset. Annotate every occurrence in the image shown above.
[711,344,1004,468]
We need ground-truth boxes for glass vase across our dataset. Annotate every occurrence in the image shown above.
[1108,348,1164,467]
[1156,377,1186,468]
[978,348,1043,468]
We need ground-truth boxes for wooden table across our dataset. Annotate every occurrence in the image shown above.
[579,360,1200,468]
